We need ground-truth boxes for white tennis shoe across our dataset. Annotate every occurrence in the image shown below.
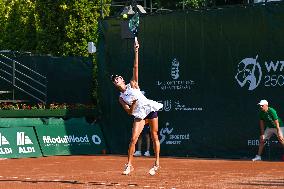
[122,164,134,175]
[252,155,262,161]
[133,151,142,156]
[144,151,150,157]
[149,165,160,176]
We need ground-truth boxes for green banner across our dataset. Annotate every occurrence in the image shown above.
[0,127,42,158]
[35,124,107,156]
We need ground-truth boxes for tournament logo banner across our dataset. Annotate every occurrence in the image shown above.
[156,58,195,91]
[235,55,284,91]
[155,58,203,112]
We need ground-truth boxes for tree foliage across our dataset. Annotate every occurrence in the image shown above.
[0,0,111,103]
[0,0,111,56]
[0,0,243,55]
[0,0,37,51]
[154,0,206,9]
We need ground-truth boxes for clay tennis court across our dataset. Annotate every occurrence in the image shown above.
[0,155,283,189]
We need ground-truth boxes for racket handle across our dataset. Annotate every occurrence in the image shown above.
[134,37,138,45]
[134,36,138,47]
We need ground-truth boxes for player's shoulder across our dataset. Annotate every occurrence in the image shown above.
[130,80,139,89]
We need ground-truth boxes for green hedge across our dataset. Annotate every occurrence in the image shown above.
[0,109,97,118]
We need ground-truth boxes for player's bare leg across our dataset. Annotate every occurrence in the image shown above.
[144,133,151,156]
[123,119,145,175]
[148,117,160,175]
[134,135,143,156]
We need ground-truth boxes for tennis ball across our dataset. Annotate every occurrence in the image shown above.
[122,14,128,19]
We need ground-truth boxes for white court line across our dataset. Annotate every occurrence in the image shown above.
[129,184,137,187]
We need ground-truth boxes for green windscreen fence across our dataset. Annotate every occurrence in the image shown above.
[0,55,93,104]
[98,2,284,159]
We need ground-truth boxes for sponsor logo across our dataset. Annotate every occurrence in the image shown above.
[0,133,12,154]
[159,122,190,145]
[248,139,279,146]
[42,135,90,145]
[156,58,195,91]
[171,58,180,80]
[17,132,33,145]
[0,147,12,154]
[17,132,35,154]
[19,147,35,153]
[91,135,101,145]
[157,100,203,112]
[235,55,284,90]
[0,133,9,146]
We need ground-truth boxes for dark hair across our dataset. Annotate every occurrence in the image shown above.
[110,74,122,82]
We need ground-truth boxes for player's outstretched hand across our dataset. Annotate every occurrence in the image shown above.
[134,41,139,53]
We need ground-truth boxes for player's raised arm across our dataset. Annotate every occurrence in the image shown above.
[131,41,139,84]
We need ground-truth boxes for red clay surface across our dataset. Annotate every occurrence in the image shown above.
[0,155,283,189]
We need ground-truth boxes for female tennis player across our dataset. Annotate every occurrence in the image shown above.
[111,40,163,176]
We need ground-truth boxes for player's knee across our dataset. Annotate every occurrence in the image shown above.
[151,133,159,141]
[130,136,139,144]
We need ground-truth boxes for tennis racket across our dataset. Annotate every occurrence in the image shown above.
[128,11,140,45]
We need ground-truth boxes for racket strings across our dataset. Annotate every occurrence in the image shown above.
[129,13,139,35]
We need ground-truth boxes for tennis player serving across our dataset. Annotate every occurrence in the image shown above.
[111,40,163,175]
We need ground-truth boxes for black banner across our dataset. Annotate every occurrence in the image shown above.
[98,2,284,159]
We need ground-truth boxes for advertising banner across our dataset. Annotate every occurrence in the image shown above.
[35,124,106,156]
[0,127,42,158]
[98,2,284,159]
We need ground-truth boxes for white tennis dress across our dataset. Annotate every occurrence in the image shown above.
[120,84,163,119]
